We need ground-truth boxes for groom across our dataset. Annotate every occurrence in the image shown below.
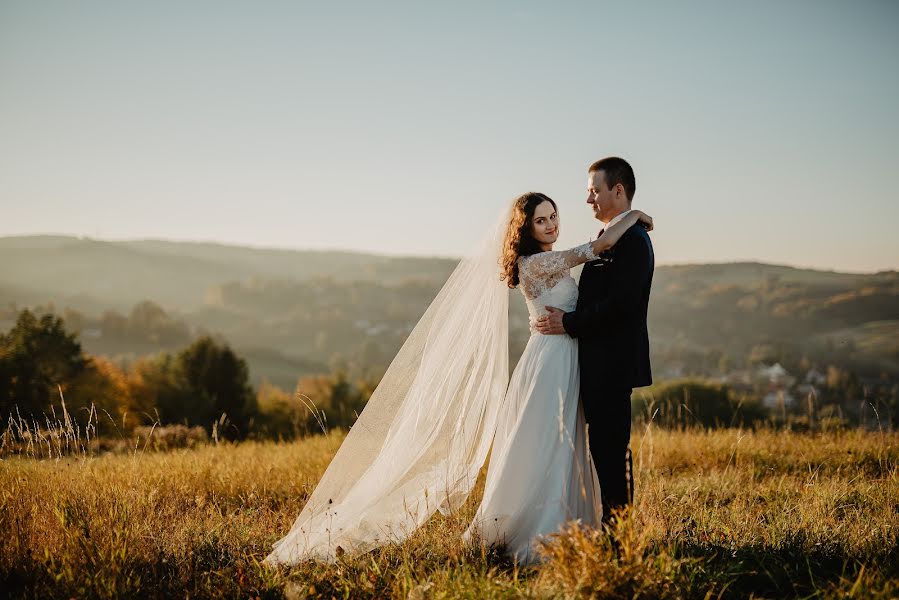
[535,156,654,527]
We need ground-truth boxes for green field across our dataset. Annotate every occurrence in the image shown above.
[1,427,897,599]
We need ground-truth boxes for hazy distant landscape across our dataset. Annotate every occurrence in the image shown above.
[1,234,896,393]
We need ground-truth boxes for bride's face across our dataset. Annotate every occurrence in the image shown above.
[530,200,559,248]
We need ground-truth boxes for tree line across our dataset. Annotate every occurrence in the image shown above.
[0,308,373,441]
[2,307,894,447]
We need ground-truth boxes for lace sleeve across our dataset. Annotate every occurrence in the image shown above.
[520,241,599,280]
[518,241,600,299]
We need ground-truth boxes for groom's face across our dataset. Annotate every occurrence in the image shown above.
[586,170,627,223]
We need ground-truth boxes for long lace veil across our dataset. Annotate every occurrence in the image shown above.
[265,202,513,564]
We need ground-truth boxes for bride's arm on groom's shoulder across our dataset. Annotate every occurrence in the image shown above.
[589,210,653,256]
[520,212,651,282]
[520,243,598,282]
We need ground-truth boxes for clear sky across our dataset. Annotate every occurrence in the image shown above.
[1,1,897,272]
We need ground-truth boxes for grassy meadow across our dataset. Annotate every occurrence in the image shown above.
[1,423,897,599]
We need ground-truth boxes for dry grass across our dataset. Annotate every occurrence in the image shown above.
[1,414,897,598]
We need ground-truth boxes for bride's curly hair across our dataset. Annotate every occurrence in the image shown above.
[501,192,557,289]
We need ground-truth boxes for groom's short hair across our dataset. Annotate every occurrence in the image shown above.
[589,157,635,202]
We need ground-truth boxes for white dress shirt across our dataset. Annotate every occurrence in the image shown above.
[599,208,632,236]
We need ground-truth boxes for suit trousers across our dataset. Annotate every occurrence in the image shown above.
[581,385,634,525]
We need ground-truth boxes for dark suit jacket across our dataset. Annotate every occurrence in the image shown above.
[562,222,654,391]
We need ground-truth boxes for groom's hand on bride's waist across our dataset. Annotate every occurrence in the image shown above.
[535,306,567,335]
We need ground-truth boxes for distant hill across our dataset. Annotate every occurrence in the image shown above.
[648,263,898,377]
[0,235,456,312]
[2,234,896,388]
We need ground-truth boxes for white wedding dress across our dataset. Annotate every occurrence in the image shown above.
[263,203,602,567]
[462,240,603,565]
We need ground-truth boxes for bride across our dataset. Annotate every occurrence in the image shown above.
[264,192,653,567]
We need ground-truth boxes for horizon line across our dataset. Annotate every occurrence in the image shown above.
[0,232,895,276]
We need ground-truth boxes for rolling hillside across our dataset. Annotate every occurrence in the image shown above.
[2,235,896,389]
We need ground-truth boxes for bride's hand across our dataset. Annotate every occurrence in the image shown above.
[633,210,653,231]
